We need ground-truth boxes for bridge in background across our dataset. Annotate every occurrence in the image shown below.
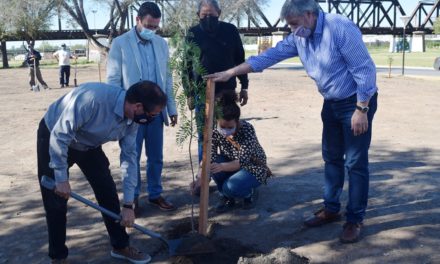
[4,0,440,41]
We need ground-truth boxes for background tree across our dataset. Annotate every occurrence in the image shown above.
[434,16,440,35]
[57,0,137,52]
[0,0,56,67]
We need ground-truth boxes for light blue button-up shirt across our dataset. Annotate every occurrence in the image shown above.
[247,11,377,102]
[44,82,138,203]
[135,32,157,83]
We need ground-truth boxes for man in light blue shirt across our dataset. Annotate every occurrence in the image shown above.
[107,1,178,213]
[206,0,378,243]
[37,81,166,263]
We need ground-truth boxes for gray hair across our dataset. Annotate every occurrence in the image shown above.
[280,0,320,20]
[198,0,221,14]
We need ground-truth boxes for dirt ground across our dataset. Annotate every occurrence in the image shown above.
[0,65,439,264]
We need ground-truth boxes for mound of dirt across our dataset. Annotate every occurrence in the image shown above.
[238,247,309,264]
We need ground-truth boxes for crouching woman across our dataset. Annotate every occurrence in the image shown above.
[208,91,271,213]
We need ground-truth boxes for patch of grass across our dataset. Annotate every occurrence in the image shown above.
[2,57,97,69]
[246,46,440,68]
[368,47,439,68]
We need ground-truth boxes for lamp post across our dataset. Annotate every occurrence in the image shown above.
[400,16,411,76]
[92,9,97,35]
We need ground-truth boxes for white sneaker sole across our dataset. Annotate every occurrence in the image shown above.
[110,251,151,264]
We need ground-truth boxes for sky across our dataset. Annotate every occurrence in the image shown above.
[7,0,421,49]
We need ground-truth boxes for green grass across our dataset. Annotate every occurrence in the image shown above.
[368,47,439,68]
[246,47,440,68]
[4,57,97,69]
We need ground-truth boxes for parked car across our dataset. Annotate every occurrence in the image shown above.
[74,49,86,57]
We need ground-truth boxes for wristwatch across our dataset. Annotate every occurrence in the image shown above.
[356,105,369,113]
[122,204,134,209]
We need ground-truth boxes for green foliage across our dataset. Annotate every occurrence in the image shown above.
[169,32,208,147]
[434,16,440,35]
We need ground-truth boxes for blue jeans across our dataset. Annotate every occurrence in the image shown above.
[59,65,70,85]
[321,93,377,223]
[135,115,164,199]
[211,156,261,199]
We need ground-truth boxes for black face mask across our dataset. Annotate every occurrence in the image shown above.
[200,16,219,33]
[133,113,156,124]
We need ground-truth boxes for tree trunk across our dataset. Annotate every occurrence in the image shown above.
[1,40,9,68]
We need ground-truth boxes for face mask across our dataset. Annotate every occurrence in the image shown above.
[217,126,236,137]
[133,113,156,124]
[200,16,219,33]
[139,27,156,41]
[294,26,312,38]
[133,113,149,124]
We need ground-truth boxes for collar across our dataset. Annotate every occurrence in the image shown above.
[114,89,126,120]
[313,11,325,36]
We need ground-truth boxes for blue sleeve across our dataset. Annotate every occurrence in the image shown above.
[49,94,95,183]
[336,21,377,102]
[107,38,123,88]
[247,35,298,72]
[119,123,139,203]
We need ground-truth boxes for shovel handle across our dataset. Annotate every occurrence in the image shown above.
[40,175,163,239]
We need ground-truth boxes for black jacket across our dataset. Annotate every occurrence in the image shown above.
[186,21,249,95]
[25,49,42,68]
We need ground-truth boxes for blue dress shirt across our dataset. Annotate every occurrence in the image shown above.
[247,11,377,102]
[44,82,138,203]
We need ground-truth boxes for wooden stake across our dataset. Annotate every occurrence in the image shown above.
[199,79,215,235]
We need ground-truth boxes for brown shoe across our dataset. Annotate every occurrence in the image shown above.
[340,222,363,243]
[148,196,176,211]
[111,246,151,264]
[304,208,341,227]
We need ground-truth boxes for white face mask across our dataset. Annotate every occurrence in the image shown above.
[217,126,236,137]
[139,27,156,40]
[294,26,312,38]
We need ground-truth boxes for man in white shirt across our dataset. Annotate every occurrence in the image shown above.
[53,44,76,88]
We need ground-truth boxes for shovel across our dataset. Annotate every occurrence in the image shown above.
[73,58,78,87]
[32,58,40,92]
[40,175,215,256]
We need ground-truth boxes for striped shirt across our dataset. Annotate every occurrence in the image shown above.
[247,11,377,102]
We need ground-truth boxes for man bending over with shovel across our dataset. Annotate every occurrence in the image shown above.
[37,80,166,264]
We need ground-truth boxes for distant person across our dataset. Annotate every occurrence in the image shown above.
[53,43,76,88]
[25,44,48,90]
[206,0,378,243]
[184,0,249,163]
[107,2,178,213]
[191,91,271,213]
[37,81,166,264]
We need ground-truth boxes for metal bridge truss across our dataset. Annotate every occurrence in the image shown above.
[5,0,440,41]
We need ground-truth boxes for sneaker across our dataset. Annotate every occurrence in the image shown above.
[243,189,258,210]
[148,196,176,211]
[215,196,235,213]
[51,259,69,264]
[60,85,65,88]
[111,246,151,264]
[43,85,49,90]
